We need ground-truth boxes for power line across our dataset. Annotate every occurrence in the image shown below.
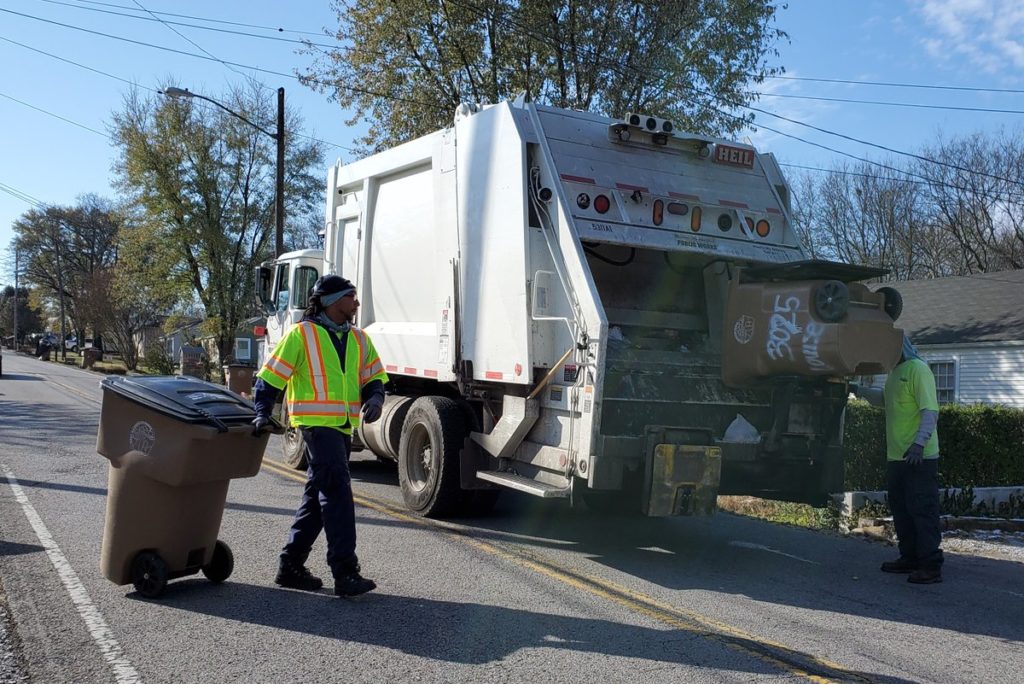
[0,90,110,138]
[767,74,1024,95]
[779,162,926,186]
[0,32,356,154]
[754,91,1024,116]
[0,8,445,111]
[34,0,365,56]
[0,181,45,207]
[0,34,157,91]
[127,0,249,81]
[64,0,327,37]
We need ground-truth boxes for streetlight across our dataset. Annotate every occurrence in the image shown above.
[163,86,286,257]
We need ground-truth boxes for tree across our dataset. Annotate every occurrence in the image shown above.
[111,82,325,360]
[301,0,787,152]
[0,285,43,344]
[917,130,1024,273]
[11,197,121,350]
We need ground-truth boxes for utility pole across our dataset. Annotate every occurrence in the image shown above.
[275,87,285,258]
[54,224,67,362]
[13,246,19,349]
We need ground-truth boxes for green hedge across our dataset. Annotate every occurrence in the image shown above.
[843,402,1024,490]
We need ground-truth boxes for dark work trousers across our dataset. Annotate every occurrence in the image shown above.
[886,458,944,569]
[280,426,357,577]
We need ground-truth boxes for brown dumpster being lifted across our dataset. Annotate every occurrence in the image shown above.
[97,375,281,598]
[721,261,904,387]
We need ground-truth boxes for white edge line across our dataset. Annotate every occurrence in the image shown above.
[2,465,141,683]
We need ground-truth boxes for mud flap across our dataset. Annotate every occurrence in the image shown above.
[642,428,722,516]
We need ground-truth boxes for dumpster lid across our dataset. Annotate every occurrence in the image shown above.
[739,260,888,283]
[101,375,258,431]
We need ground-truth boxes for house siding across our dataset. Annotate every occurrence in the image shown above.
[919,345,1024,409]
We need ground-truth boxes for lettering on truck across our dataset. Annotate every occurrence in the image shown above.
[714,144,755,169]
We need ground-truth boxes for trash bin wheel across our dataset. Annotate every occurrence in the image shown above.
[201,540,234,584]
[131,551,169,598]
[813,280,849,323]
[877,286,903,321]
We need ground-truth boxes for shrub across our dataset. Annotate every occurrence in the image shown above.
[144,343,176,375]
[844,402,1024,490]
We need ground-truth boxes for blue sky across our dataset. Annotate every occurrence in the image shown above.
[2,0,1023,285]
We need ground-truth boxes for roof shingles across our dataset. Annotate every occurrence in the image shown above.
[875,270,1024,345]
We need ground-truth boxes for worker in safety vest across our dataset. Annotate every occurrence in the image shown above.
[252,275,388,597]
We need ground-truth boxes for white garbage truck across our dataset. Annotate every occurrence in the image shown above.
[255,98,903,518]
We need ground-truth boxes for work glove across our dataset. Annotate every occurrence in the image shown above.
[252,414,271,436]
[362,395,384,424]
[904,442,924,466]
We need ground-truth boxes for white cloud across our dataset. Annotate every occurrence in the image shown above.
[914,0,1024,74]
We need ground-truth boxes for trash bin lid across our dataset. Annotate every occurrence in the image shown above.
[101,375,257,431]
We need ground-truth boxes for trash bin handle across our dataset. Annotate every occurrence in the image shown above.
[192,405,229,433]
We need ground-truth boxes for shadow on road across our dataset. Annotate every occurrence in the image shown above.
[153,581,912,682]
[0,397,98,444]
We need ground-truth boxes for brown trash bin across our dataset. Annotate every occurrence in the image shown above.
[722,272,902,387]
[223,364,255,397]
[97,375,281,598]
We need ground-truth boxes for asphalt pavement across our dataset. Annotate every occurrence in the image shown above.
[1,351,1022,683]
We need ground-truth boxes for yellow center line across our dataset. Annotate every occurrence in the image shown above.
[259,457,866,683]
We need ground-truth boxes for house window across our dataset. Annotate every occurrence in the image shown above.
[234,338,252,362]
[928,361,956,404]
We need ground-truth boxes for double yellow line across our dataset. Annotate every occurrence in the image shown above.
[260,457,869,683]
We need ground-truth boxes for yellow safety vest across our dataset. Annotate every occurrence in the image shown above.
[257,321,389,432]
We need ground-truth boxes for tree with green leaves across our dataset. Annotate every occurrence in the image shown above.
[11,196,121,349]
[301,0,786,152]
[111,82,325,361]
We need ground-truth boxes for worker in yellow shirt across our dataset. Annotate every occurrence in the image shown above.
[252,275,388,597]
[878,336,942,583]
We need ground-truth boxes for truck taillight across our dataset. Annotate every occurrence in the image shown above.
[653,199,664,226]
[756,219,771,237]
[690,206,702,231]
[594,194,611,214]
[745,217,755,233]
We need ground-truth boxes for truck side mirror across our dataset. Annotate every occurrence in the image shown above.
[254,265,274,313]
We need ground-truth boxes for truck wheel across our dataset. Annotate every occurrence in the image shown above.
[877,286,903,321]
[814,280,849,323]
[280,405,308,470]
[398,396,466,518]
[131,551,168,598]
[201,540,234,583]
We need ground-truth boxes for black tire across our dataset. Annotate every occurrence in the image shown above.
[813,280,850,323]
[280,404,308,470]
[131,551,169,598]
[201,540,234,583]
[877,286,903,321]
[398,396,467,518]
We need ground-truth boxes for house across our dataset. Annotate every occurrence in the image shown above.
[872,270,1024,408]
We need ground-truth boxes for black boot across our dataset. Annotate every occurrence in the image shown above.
[275,561,324,591]
[907,567,942,584]
[880,557,918,573]
[333,557,376,597]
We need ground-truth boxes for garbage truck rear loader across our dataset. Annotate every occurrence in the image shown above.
[255,100,903,517]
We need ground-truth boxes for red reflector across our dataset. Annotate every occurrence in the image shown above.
[594,194,611,214]
[253,326,266,336]
[756,219,771,237]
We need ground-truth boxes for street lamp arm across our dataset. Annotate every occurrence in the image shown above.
[162,87,277,140]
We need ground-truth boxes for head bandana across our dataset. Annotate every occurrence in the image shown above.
[901,334,922,363]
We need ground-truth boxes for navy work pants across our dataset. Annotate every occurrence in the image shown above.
[886,458,944,569]
[280,427,357,577]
